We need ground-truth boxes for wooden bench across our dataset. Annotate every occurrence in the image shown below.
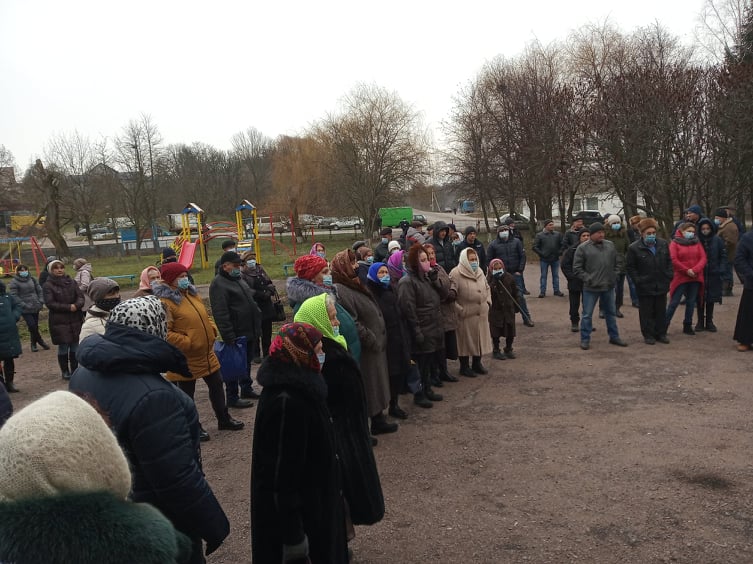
[282,263,294,277]
[107,274,137,287]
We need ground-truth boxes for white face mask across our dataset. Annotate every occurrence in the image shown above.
[499,231,510,240]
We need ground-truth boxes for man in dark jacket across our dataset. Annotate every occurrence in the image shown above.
[573,222,627,349]
[533,220,564,298]
[70,296,230,563]
[626,218,674,345]
[561,217,585,254]
[373,228,393,263]
[209,251,262,408]
[213,239,237,276]
[428,221,457,272]
[673,204,706,233]
[487,225,533,327]
[455,226,487,272]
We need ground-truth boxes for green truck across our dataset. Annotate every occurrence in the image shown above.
[378,207,413,228]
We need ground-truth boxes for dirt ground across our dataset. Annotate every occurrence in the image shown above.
[9,272,753,563]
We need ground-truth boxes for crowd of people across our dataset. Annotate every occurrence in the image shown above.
[0,203,751,562]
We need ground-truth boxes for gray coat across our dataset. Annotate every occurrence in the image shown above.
[573,239,618,292]
[397,268,443,354]
[8,274,44,314]
[334,283,390,417]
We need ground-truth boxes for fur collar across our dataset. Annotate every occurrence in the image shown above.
[256,356,328,401]
[152,281,197,305]
[286,276,336,306]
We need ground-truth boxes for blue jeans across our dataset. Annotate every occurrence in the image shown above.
[581,289,620,342]
[513,273,532,321]
[665,281,700,327]
[540,260,560,294]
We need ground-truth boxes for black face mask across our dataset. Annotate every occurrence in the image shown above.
[96,297,121,312]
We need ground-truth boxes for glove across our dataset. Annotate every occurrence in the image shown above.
[427,268,439,281]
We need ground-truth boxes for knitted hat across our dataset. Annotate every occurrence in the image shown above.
[108,296,168,340]
[380,227,393,237]
[464,226,477,236]
[294,294,348,350]
[219,251,243,265]
[605,214,621,225]
[221,239,236,250]
[388,240,401,253]
[160,262,188,285]
[543,219,554,227]
[351,240,367,252]
[294,254,328,281]
[0,391,131,503]
[714,208,729,219]
[638,218,659,233]
[489,258,504,270]
[685,204,703,216]
[47,259,64,272]
[45,255,58,264]
[589,222,605,234]
[241,249,257,263]
[73,258,87,270]
[160,247,176,260]
[502,217,515,226]
[87,277,119,301]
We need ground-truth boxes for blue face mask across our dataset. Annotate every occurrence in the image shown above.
[714,218,721,226]
[470,261,479,272]
[317,251,326,259]
[611,223,621,231]
[322,274,333,287]
[381,238,388,245]
[332,325,340,337]
[452,240,461,247]
[683,231,695,240]
[177,277,191,290]
[18,271,29,278]
[379,274,391,286]
[230,268,242,278]
[316,352,326,368]
[492,269,504,277]
[247,260,257,268]
[645,234,657,245]
[366,256,374,264]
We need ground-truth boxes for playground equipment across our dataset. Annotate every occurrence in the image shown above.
[0,236,46,277]
[171,203,208,270]
[235,200,260,262]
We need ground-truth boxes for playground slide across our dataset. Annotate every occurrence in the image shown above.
[178,241,197,269]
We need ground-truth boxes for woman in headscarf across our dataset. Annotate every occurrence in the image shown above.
[153,262,244,442]
[365,261,412,419]
[295,293,384,524]
[134,266,161,297]
[286,254,362,362]
[487,258,519,360]
[397,243,443,408]
[310,242,326,258]
[450,247,492,377]
[386,250,405,288]
[330,249,395,436]
[251,322,349,564]
[43,259,85,380]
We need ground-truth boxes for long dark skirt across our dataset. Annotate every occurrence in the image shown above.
[733,288,753,345]
[444,330,458,360]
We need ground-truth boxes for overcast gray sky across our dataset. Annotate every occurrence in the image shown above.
[1,0,706,170]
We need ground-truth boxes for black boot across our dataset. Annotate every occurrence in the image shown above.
[683,322,696,335]
[492,347,506,360]
[459,356,475,377]
[69,351,78,374]
[413,391,433,408]
[218,413,245,431]
[694,304,705,332]
[4,370,18,393]
[504,347,516,359]
[199,425,210,442]
[471,356,488,375]
[705,303,717,332]
[389,399,408,419]
[39,339,50,351]
[58,355,70,380]
[371,412,398,434]
[438,357,459,382]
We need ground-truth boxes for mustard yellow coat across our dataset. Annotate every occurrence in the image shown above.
[155,284,221,381]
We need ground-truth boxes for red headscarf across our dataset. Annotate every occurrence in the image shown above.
[294,255,328,281]
[268,322,323,372]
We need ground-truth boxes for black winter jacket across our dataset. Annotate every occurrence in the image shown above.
[397,268,443,354]
[626,238,673,296]
[561,243,584,292]
[735,231,753,290]
[320,337,384,525]
[428,222,457,272]
[533,230,563,262]
[209,270,262,342]
[455,238,487,272]
[70,324,229,559]
[241,265,276,321]
[698,219,726,303]
[367,279,411,376]
[252,357,349,564]
[487,236,526,273]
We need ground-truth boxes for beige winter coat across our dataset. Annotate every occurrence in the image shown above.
[450,249,492,357]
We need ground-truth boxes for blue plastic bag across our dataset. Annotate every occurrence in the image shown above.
[213,336,247,383]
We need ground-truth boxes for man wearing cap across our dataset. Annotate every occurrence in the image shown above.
[723,205,746,235]
[715,208,739,296]
[374,228,393,263]
[561,216,585,255]
[214,239,237,276]
[626,218,673,344]
[533,220,564,298]
[209,251,262,408]
[455,226,487,272]
[573,222,628,349]
[487,224,533,327]
[674,205,706,233]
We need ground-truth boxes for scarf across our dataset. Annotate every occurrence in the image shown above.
[268,322,322,372]
[294,293,348,350]
[331,249,371,296]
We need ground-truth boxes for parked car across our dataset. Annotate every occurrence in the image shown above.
[571,210,603,227]
[92,231,116,240]
[330,217,363,230]
[77,224,109,236]
[318,217,338,229]
[254,218,288,234]
[412,214,428,225]
[495,213,535,230]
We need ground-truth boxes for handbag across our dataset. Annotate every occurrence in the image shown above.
[271,290,287,322]
[213,336,247,383]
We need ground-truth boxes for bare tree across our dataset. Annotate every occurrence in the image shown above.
[231,127,273,206]
[316,84,430,234]
[696,0,749,62]
[22,160,70,256]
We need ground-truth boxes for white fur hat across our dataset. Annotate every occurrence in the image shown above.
[606,214,622,225]
[0,391,131,502]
